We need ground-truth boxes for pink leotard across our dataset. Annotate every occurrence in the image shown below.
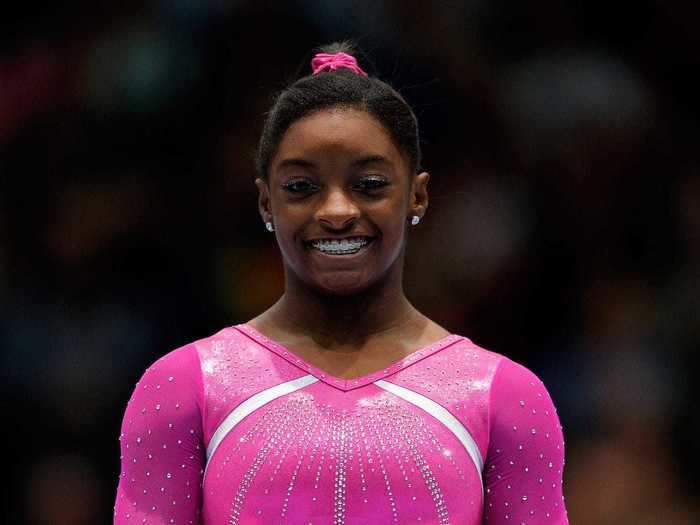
[114,324,568,524]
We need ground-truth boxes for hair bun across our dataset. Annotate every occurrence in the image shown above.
[310,52,368,77]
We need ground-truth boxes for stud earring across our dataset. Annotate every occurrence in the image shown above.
[410,215,421,226]
[265,222,274,232]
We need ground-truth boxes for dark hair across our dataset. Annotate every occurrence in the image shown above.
[256,42,422,178]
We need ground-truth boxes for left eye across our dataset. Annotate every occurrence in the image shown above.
[355,177,388,191]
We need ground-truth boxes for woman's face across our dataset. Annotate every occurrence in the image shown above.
[256,107,429,296]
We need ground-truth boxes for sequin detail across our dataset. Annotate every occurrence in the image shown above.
[205,374,318,472]
[211,389,477,524]
[375,379,484,486]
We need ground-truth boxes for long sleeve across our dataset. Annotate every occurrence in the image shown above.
[483,358,568,524]
[114,345,205,525]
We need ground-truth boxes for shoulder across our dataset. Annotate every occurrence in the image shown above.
[391,334,506,402]
[488,354,554,408]
[442,335,549,395]
[431,335,560,425]
[426,334,507,388]
[452,337,558,425]
[140,325,251,380]
[440,335,562,433]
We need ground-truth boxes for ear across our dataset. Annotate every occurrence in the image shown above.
[409,171,430,220]
[255,178,272,224]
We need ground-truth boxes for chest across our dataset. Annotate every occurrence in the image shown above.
[201,384,484,525]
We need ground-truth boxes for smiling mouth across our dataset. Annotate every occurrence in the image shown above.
[305,236,374,255]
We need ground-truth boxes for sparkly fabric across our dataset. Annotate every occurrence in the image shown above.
[114,324,568,524]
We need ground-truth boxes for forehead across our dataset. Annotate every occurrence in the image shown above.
[271,107,407,170]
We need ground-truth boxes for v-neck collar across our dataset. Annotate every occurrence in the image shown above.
[233,323,465,392]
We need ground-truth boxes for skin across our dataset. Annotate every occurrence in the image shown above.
[249,107,449,379]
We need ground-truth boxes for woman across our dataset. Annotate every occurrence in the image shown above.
[114,43,568,525]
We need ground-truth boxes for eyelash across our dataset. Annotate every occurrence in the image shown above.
[281,176,389,195]
[282,179,318,193]
[355,176,389,191]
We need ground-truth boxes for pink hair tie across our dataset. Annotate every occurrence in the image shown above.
[311,52,368,77]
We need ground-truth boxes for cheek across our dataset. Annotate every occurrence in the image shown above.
[272,208,307,254]
[374,197,410,234]
[374,209,409,253]
[270,196,303,228]
[275,221,300,249]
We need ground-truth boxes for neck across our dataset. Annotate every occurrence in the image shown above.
[268,258,420,347]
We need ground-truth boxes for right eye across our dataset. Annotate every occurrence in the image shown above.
[282,179,318,193]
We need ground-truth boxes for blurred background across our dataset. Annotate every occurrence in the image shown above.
[1,1,698,523]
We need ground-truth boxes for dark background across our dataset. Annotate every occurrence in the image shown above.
[1,2,698,523]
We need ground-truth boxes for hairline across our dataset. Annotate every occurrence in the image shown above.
[260,102,418,180]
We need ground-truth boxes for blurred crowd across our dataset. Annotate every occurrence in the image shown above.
[1,1,698,523]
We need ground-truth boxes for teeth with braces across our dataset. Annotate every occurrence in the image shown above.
[310,237,370,254]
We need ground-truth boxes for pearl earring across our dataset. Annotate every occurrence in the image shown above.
[265,222,274,232]
[410,215,421,226]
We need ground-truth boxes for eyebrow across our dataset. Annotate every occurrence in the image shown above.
[277,155,391,171]
[351,155,392,168]
[276,158,317,171]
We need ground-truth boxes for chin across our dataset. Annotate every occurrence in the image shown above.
[307,271,378,297]
[314,278,370,297]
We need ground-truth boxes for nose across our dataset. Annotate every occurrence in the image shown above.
[315,188,360,230]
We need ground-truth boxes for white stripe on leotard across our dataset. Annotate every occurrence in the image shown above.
[205,375,318,474]
[375,379,484,491]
